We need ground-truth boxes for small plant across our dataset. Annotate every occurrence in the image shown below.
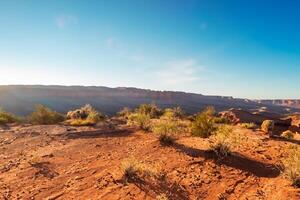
[162,107,184,120]
[136,103,163,119]
[282,145,300,187]
[117,107,132,119]
[240,122,256,129]
[156,193,168,200]
[28,105,65,125]
[121,158,141,180]
[261,120,274,135]
[127,113,151,131]
[121,158,160,182]
[210,125,243,157]
[212,117,230,124]
[281,130,295,139]
[190,106,216,138]
[152,118,182,145]
[0,109,20,125]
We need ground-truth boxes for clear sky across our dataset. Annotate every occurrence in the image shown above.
[0,0,299,99]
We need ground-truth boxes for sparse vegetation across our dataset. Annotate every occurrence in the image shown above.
[67,104,105,126]
[162,107,185,120]
[282,145,300,187]
[156,193,168,200]
[212,117,230,124]
[240,122,256,129]
[121,158,160,182]
[190,106,216,138]
[152,118,182,145]
[210,125,244,157]
[261,120,274,135]
[136,103,163,119]
[281,130,295,139]
[127,113,151,131]
[117,107,132,119]
[28,105,65,125]
[0,109,20,125]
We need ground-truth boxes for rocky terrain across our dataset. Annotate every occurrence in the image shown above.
[0,120,299,200]
[0,85,298,116]
[257,100,300,109]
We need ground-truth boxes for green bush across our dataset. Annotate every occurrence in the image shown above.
[162,107,184,120]
[0,109,20,125]
[28,105,65,125]
[190,107,216,138]
[136,104,162,119]
[128,113,151,131]
[261,120,274,134]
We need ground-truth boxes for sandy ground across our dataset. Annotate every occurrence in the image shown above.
[0,123,299,200]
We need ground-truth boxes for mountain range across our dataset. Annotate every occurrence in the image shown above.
[0,85,299,116]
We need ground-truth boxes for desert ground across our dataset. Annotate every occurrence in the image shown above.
[0,118,299,200]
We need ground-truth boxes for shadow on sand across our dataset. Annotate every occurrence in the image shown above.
[63,128,135,139]
[264,135,300,145]
[172,142,280,178]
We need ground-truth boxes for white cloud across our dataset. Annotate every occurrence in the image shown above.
[55,15,77,28]
[157,59,203,85]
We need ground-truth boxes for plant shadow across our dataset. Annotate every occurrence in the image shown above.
[172,142,280,178]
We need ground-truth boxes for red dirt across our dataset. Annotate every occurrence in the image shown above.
[0,123,299,200]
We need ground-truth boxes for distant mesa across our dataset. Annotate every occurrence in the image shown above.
[0,85,299,116]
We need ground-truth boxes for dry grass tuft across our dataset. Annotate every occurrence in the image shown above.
[281,130,295,139]
[261,120,274,134]
[127,113,151,131]
[240,122,256,129]
[282,145,300,187]
[210,125,245,157]
[152,118,183,145]
[121,158,161,183]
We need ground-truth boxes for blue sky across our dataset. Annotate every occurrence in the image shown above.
[0,0,299,99]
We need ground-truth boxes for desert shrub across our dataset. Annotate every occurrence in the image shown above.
[212,117,230,124]
[67,104,105,126]
[210,125,244,157]
[0,109,20,125]
[152,119,182,145]
[282,145,300,187]
[281,130,295,139]
[190,107,216,138]
[127,113,151,131]
[162,107,184,120]
[240,122,256,129]
[117,107,132,119]
[136,104,163,119]
[261,120,274,134]
[121,158,160,182]
[28,105,65,125]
